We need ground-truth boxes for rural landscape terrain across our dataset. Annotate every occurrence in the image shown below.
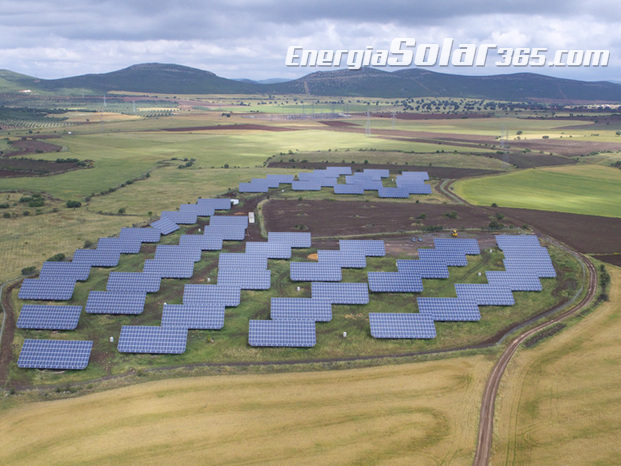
[0,63,620,464]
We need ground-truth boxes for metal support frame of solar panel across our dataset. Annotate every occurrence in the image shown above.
[396,183,432,195]
[19,279,76,301]
[502,259,556,278]
[96,237,143,254]
[17,305,82,330]
[197,198,232,210]
[39,261,91,281]
[418,249,468,266]
[266,174,295,185]
[143,259,195,279]
[317,250,367,268]
[182,284,241,307]
[369,313,436,339]
[367,271,424,292]
[495,235,542,249]
[179,235,223,251]
[86,291,147,314]
[292,180,322,191]
[217,269,271,289]
[290,262,342,282]
[339,240,385,257]
[119,227,161,243]
[311,282,370,304]
[72,249,121,267]
[485,271,543,291]
[270,298,332,322]
[155,245,202,263]
[433,238,481,255]
[377,187,411,198]
[396,260,450,279]
[203,225,246,241]
[160,210,198,225]
[334,184,365,195]
[210,215,249,228]
[239,181,269,193]
[150,217,181,235]
[18,339,93,370]
[218,253,268,270]
[248,320,316,347]
[106,272,162,293]
[180,203,215,217]
[416,297,481,321]
[117,326,188,354]
[245,242,292,259]
[161,304,225,329]
[454,284,515,306]
[268,232,312,248]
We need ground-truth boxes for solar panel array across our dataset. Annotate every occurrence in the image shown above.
[485,271,543,291]
[179,234,223,251]
[418,249,468,266]
[396,260,449,279]
[219,253,268,270]
[18,339,93,370]
[367,271,423,292]
[198,198,231,210]
[119,227,161,243]
[377,187,411,198]
[312,282,370,304]
[143,259,195,278]
[417,297,481,321]
[182,284,241,307]
[317,250,366,268]
[290,262,342,281]
[433,238,481,255]
[248,320,316,347]
[160,210,198,225]
[17,305,82,330]
[19,279,76,301]
[217,269,271,289]
[161,304,225,329]
[369,313,436,339]
[180,202,215,217]
[86,291,147,314]
[39,262,91,281]
[150,217,180,235]
[268,232,312,248]
[339,240,385,257]
[496,235,556,278]
[203,225,246,241]
[245,242,292,259]
[239,179,269,193]
[72,249,121,267]
[454,284,515,306]
[96,237,142,254]
[117,326,188,354]
[155,245,202,262]
[270,298,332,322]
[106,272,162,293]
[210,215,249,228]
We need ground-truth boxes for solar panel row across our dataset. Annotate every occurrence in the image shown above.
[248,320,316,347]
[17,305,82,330]
[18,339,93,370]
[367,271,423,292]
[369,313,436,339]
[117,326,188,354]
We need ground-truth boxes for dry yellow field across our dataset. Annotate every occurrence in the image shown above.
[493,265,621,464]
[0,356,492,464]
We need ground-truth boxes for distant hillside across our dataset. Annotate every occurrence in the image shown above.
[1,63,620,101]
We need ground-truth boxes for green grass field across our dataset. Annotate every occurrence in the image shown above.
[453,164,621,218]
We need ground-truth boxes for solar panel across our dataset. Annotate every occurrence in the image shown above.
[150,217,180,235]
[39,262,91,281]
[197,198,231,210]
[362,169,390,179]
[377,187,411,198]
[485,271,543,291]
[19,279,76,301]
[311,282,369,304]
[106,272,162,293]
[317,250,367,268]
[155,245,202,262]
[119,227,161,243]
[217,268,271,289]
[218,253,268,270]
[266,174,295,185]
[96,237,143,254]
[160,210,198,225]
[18,339,93,370]
[72,249,121,267]
[17,305,82,330]
[495,235,542,250]
[182,284,241,307]
[501,247,552,260]
[117,326,188,354]
[290,262,342,281]
[367,271,424,292]
[433,238,481,255]
[400,171,429,180]
[339,240,385,257]
[502,259,557,278]
[416,297,481,321]
[143,260,195,278]
[268,232,312,248]
[245,242,292,259]
[179,234,223,251]
[210,215,249,228]
[454,284,515,306]
[418,249,468,266]
[270,298,332,322]
[292,180,322,191]
[161,303,225,329]
[334,184,365,195]
[369,313,436,339]
[179,203,215,217]
[394,183,432,195]
[203,225,246,241]
[324,166,352,176]
[86,291,147,314]
[396,260,450,279]
[248,320,316,347]
[239,181,269,193]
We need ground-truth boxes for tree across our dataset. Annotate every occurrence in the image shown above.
[66,200,82,208]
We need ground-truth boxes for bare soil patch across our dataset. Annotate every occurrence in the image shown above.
[0,158,84,178]
[318,120,360,127]
[483,153,577,168]
[3,139,63,157]
[509,139,621,156]
[162,124,299,132]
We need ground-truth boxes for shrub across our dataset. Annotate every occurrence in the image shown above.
[21,266,36,276]
[66,200,82,208]
[47,253,66,262]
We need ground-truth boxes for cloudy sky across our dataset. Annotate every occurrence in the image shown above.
[0,0,619,82]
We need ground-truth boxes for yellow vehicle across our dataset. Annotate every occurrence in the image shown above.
[451,229,458,238]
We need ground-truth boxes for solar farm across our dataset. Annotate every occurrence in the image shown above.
[10,167,570,373]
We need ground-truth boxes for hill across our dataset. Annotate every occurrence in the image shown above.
[1,63,620,101]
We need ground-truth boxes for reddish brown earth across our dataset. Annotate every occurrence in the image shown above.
[482,153,576,168]
[358,112,494,120]
[592,255,621,267]
[3,139,63,157]
[162,124,299,132]
[509,139,621,156]
[0,158,84,178]
[263,200,515,236]
[318,120,360,127]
